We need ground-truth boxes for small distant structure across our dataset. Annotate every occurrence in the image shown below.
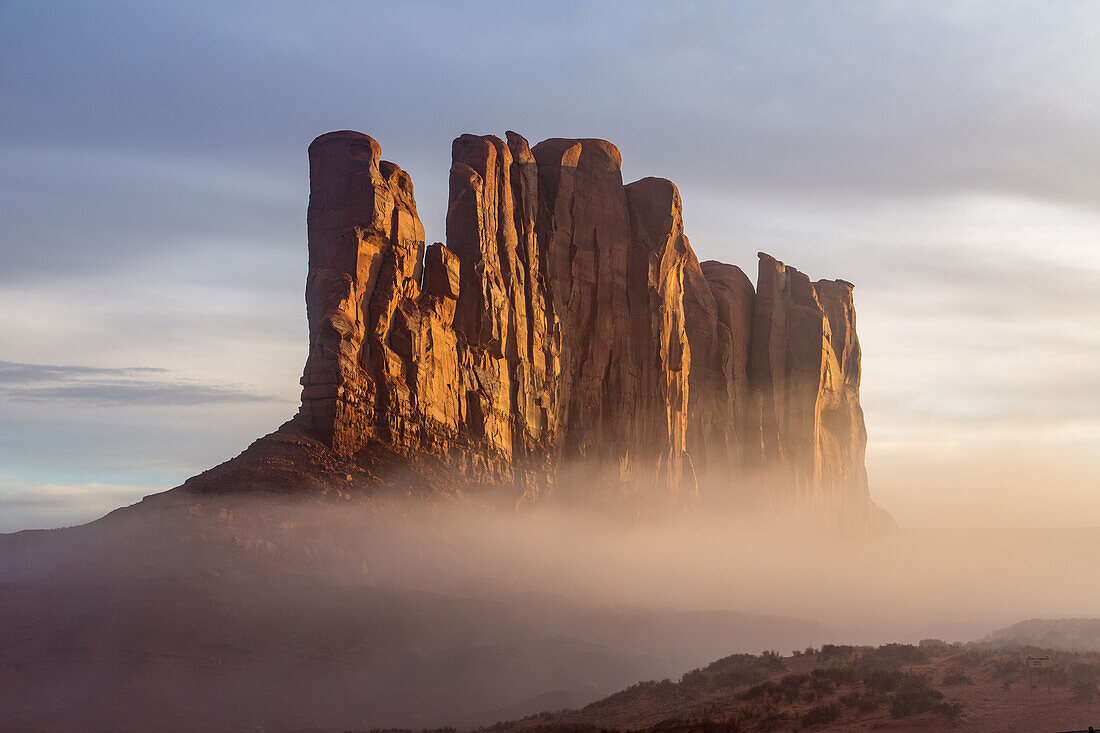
[1026,654,1052,694]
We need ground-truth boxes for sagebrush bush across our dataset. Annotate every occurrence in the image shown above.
[869,643,929,667]
[818,644,859,663]
[759,649,785,671]
[862,668,905,692]
[586,679,678,710]
[809,675,835,697]
[838,690,882,712]
[986,658,1022,681]
[941,668,972,686]
[800,702,839,727]
[738,680,780,701]
[1072,678,1097,702]
[932,700,965,718]
[680,654,765,691]
[891,675,944,718]
[778,673,808,702]
[812,665,857,685]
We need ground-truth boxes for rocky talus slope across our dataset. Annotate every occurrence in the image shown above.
[185,130,888,532]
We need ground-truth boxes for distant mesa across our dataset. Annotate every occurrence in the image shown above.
[182,129,890,533]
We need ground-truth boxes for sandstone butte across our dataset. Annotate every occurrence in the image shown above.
[182,130,891,533]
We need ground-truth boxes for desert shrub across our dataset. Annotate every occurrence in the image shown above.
[759,649,785,670]
[681,654,761,690]
[847,644,930,691]
[870,643,929,666]
[783,669,809,686]
[734,702,772,722]
[1069,661,1100,683]
[890,675,944,718]
[818,644,858,663]
[932,700,965,718]
[952,650,984,667]
[799,703,839,727]
[986,657,1022,681]
[737,704,788,730]
[811,665,857,685]
[863,668,905,692]
[586,679,678,710]
[753,709,789,732]
[809,675,835,697]
[919,638,949,651]
[1072,678,1097,702]
[804,645,818,655]
[738,681,780,701]
[838,690,882,712]
[779,673,809,698]
[941,669,972,686]
[701,654,757,672]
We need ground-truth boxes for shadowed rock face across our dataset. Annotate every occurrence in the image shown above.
[203,130,885,530]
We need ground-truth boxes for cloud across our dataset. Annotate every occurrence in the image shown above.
[0,360,282,407]
[0,361,167,384]
[3,2,1099,285]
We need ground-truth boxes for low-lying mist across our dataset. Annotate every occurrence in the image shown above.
[1,481,1096,731]
[226,492,1096,643]
[8,482,1097,642]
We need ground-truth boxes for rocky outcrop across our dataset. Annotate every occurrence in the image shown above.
[297,131,426,459]
[198,129,885,530]
[746,254,875,528]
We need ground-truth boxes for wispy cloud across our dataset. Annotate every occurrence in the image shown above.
[0,361,167,383]
[0,360,282,406]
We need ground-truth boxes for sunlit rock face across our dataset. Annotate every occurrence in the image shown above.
[746,253,878,529]
[225,129,884,529]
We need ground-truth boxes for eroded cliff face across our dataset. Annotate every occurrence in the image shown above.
[746,254,875,528]
[205,129,884,530]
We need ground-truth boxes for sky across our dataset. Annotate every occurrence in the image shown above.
[1,0,1097,530]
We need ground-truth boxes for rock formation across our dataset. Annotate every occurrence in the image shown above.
[189,129,887,531]
[746,254,874,527]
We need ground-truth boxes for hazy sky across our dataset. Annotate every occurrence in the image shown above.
[1,1,1098,530]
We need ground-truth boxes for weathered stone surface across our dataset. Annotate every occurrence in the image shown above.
[297,130,426,458]
[747,253,879,529]
[683,257,756,495]
[197,130,886,531]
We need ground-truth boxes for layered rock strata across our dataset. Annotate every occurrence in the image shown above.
[207,129,884,529]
